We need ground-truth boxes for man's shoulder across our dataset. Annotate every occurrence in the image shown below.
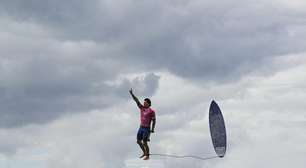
[149,107,155,113]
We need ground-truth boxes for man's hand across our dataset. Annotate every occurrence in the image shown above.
[150,130,155,133]
[129,88,133,94]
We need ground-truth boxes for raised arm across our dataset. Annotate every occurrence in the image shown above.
[129,88,143,109]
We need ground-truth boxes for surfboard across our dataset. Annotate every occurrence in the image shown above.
[209,100,227,158]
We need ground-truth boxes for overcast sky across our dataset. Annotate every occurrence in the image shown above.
[0,0,306,168]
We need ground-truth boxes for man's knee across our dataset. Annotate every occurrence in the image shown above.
[143,140,148,146]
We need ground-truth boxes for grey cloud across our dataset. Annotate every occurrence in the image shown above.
[0,11,161,128]
[129,73,160,97]
[1,0,306,133]
[0,49,160,127]
[123,6,306,82]
[0,0,163,42]
[1,0,306,83]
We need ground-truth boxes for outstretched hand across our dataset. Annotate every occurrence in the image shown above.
[129,88,133,94]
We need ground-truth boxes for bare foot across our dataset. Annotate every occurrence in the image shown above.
[143,155,150,160]
[139,154,145,158]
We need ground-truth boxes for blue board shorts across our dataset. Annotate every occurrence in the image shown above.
[137,126,150,141]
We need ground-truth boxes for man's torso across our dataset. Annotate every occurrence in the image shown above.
[140,107,155,127]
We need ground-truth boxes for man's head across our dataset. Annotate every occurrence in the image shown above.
[144,98,151,108]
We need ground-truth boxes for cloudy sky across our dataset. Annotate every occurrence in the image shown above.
[0,0,306,167]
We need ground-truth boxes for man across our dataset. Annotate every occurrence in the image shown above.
[129,88,156,160]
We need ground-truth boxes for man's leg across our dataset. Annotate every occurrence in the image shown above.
[137,140,146,158]
[137,128,146,158]
[142,140,150,160]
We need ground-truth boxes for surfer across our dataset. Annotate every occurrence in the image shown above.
[129,88,156,160]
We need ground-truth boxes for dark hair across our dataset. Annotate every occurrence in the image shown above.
[144,98,151,106]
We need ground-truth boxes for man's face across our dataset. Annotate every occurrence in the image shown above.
[143,100,150,108]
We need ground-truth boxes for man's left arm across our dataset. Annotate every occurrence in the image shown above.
[151,113,156,133]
